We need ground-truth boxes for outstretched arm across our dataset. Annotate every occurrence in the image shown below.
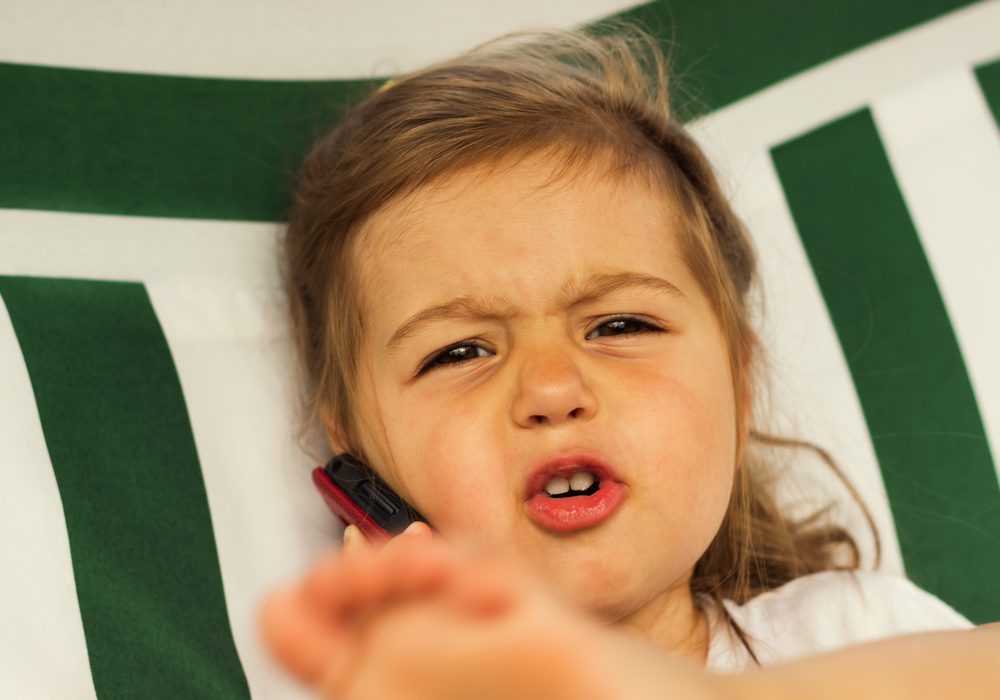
[726,623,1000,700]
[261,526,999,700]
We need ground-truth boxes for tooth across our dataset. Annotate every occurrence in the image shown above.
[544,476,570,495]
[569,471,595,492]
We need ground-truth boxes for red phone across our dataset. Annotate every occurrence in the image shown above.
[312,453,429,541]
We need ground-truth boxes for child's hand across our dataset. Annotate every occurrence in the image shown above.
[259,521,590,699]
[259,522,461,690]
[259,523,739,700]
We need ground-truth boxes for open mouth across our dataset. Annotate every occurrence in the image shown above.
[524,459,626,533]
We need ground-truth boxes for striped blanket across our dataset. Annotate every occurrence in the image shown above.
[1,1,998,696]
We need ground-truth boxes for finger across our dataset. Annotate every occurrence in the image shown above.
[399,520,433,540]
[304,524,374,593]
[299,535,383,623]
[259,587,352,687]
[342,523,374,553]
[376,522,432,567]
[443,554,522,618]
[297,524,440,624]
[376,525,459,599]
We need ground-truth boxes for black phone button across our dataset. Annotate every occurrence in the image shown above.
[358,481,399,517]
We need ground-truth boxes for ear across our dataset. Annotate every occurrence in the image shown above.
[320,405,351,455]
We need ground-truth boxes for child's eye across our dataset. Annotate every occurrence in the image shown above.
[585,316,664,340]
[417,342,492,375]
[416,317,663,376]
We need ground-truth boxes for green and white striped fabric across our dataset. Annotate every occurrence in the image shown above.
[1,1,998,697]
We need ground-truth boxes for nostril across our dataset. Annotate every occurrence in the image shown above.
[529,409,584,424]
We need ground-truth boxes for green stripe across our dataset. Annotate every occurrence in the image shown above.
[0,0,981,220]
[612,0,980,120]
[0,62,371,221]
[974,57,1000,127]
[0,277,249,699]
[771,109,1000,624]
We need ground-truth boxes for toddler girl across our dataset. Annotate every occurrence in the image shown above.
[261,26,996,699]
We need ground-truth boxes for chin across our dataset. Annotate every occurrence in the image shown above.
[579,588,646,624]
[540,551,643,621]
[538,544,697,629]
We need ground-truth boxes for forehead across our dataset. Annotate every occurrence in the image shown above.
[353,153,694,336]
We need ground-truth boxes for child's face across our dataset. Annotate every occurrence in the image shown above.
[338,152,739,621]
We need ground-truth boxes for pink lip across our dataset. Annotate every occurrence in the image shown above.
[523,453,627,533]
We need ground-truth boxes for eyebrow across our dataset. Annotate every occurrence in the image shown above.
[384,270,685,354]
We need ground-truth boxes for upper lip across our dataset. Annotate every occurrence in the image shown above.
[524,452,622,500]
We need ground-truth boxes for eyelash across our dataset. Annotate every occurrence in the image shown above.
[415,315,666,376]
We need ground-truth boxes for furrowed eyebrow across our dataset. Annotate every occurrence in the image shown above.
[384,271,684,354]
[558,271,685,308]
[385,296,518,354]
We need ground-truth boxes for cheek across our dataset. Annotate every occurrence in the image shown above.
[386,391,512,533]
[613,343,737,501]
[617,352,735,446]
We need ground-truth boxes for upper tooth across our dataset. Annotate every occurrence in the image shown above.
[543,471,597,495]
[569,471,595,491]
[544,476,570,495]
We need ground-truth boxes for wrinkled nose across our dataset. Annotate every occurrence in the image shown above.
[510,349,597,428]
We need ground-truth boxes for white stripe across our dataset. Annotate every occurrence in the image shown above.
[0,0,642,79]
[873,68,1000,487]
[146,282,338,700]
[0,209,281,286]
[692,0,1000,159]
[0,297,98,698]
[721,152,906,574]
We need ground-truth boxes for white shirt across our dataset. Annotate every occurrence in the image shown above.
[704,570,974,672]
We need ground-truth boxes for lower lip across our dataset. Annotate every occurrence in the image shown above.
[524,481,627,533]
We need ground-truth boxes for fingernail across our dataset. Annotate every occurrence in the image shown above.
[343,524,360,545]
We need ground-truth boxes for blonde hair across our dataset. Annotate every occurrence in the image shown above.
[284,24,878,662]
